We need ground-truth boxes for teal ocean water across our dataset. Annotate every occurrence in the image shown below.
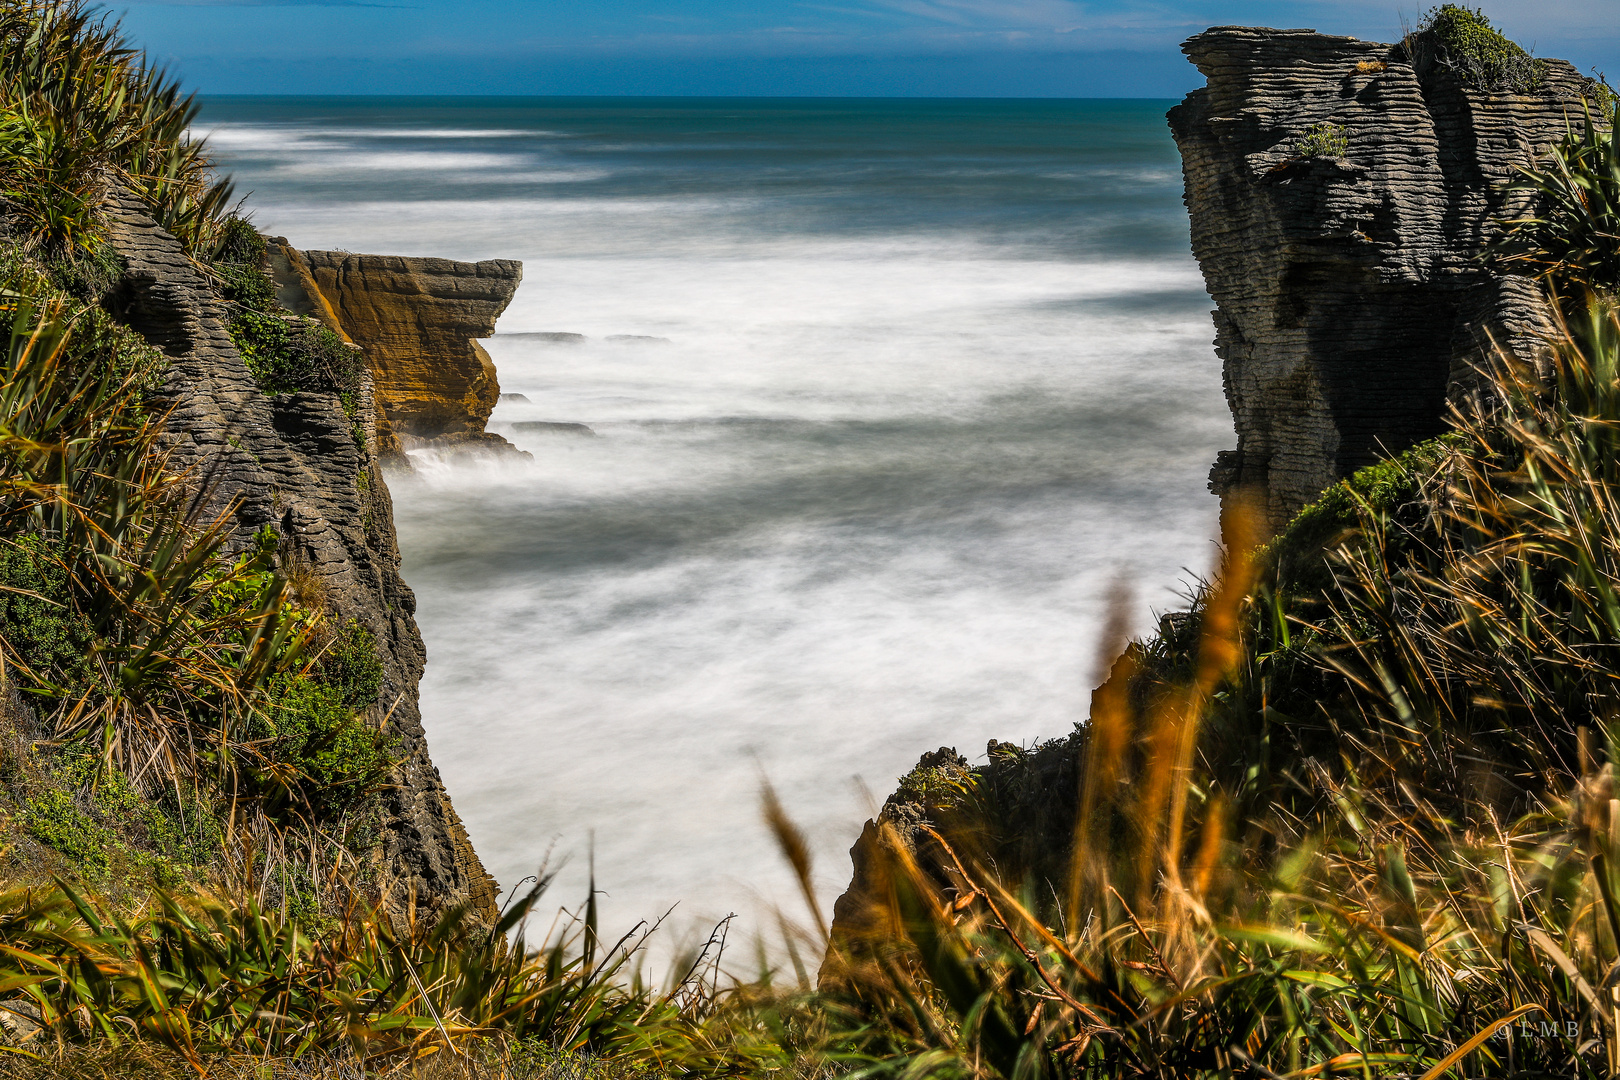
[197,97,1228,951]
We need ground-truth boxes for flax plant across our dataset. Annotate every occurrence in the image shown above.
[0,0,235,259]
[0,285,308,795]
[1491,100,1620,295]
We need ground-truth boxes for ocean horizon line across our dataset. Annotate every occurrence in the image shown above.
[196,93,1185,104]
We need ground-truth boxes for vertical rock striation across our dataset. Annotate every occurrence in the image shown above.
[269,245,523,454]
[105,192,499,921]
[1169,27,1599,530]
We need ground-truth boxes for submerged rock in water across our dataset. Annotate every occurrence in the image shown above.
[504,331,587,344]
[511,421,597,437]
[401,430,534,460]
[499,393,532,403]
[605,334,671,344]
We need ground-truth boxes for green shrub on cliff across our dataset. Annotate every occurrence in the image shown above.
[253,674,394,816]
[1258,433,1461,594]
[217,220,367,432]
[1294,120,1347,158]
[313,618,385,710]
[210,215,278,309]
[1405,4,1546,93]
[18,757,221,887]
[227,307,363,402]
[0,533,93,694]
[249,622,391,817]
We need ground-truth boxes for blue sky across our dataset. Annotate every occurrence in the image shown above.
[114,0,1616,97]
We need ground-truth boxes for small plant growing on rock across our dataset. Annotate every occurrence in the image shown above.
[1295,121,1348,158]
[1355,58,1387,74]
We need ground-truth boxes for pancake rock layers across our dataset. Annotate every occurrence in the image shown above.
[270,244,523,453]
[1169,26,1599,531]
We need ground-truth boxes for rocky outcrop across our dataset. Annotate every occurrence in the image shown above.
[268,244,522,453]
[821,741,1081,985]
[105,193,499,921]
[1170,27,1600,530]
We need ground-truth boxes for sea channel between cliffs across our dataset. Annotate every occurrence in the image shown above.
[205,93,1234,944]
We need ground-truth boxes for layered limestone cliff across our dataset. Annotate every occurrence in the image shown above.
[1170,27,1598,530]
[105,193,499,921]
[268,243,523,456]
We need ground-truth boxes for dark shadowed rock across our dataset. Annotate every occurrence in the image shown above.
[402,430,535,461]
[511,421,596,437]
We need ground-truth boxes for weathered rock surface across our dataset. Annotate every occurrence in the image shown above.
[820,741,1082,985]
[1170,26,1599,530]
[106,193,499,921]
[269,245,522,449]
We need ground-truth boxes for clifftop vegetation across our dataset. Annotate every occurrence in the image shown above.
[1402,5,1548,93]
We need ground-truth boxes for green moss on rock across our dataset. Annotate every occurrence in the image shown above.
[1260,434,1463,594]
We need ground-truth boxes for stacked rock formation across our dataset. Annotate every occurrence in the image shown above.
[1169,27,1600,531]
[106,192,499,921]
[269,244,523,457]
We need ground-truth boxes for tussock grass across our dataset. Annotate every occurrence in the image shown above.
[0,870,779,1076]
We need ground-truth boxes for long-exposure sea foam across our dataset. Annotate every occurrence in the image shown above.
[199,95,1230,957]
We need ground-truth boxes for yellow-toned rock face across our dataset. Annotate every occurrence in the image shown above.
[272,246,522,442]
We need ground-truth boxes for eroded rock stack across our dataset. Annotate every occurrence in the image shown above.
[1170,27,1599,530]
[269,244,523,457]
[106,193,500,921]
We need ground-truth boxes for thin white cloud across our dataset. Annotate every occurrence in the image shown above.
[127,0,407,6]
[865,0,1090,27]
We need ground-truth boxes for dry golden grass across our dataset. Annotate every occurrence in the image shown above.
[0,1042,663,1080]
